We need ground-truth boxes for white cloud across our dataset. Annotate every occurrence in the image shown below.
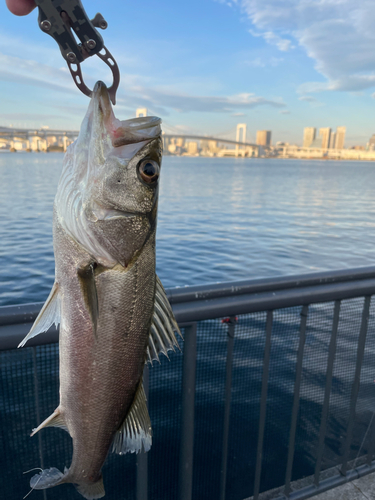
[298,95,317,102]
[232,0,375,93]
[245,55,284,67]
[117,87,285,115]
[262,31,293,51]
[280,110,290,114]
[0,53,75,94]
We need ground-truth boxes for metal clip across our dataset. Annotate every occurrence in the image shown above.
[34,0,120,104]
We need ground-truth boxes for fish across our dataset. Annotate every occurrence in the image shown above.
[19,81,181,499]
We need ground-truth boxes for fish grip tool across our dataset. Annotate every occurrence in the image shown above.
[34,0,120,104]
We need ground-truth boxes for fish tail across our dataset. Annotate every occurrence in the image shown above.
[75,476,105,500]
[30,468,105,500]
[30,467,66,490]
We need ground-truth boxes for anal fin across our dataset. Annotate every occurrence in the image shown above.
[31,408,69,436]
[18,281,60,348]
[112,378,152,455]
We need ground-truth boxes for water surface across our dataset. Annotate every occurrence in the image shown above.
[1,154,375,305]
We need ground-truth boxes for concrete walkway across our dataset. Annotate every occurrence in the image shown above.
[314,472,375,499]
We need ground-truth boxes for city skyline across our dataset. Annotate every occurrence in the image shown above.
[4,121,375,157]
[303,126,347,150]
[1,1,375,146]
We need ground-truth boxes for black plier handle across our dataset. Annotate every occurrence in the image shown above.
[34,0,120,104]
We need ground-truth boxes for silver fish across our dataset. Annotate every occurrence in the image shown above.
[20,81,180,499]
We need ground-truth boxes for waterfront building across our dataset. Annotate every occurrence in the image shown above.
[136,108,147,117]
[303,127,316,148]
[200,140,219,156]
[329,132,336,149]
[319,127,331,149]
[368,134,375,151]
[367,134,375,151]
[186,141,199,155]
[310,137,322,148]
[335,126,346,149]
[256,130,271,147]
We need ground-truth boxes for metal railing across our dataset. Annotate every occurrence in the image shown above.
[2,266,375,500]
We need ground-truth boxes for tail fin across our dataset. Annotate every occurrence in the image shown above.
[75,476,105,499]
[30,467,65,490]
[30,467,105,500]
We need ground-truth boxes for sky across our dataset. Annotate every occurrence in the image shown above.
[1,0,375,146]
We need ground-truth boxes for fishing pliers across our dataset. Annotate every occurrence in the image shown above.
[34,0,120,104]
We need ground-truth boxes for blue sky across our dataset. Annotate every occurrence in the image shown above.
[1,0,375,146]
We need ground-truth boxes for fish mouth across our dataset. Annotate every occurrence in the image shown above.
[91,203,140,221]
[93,81,162,148]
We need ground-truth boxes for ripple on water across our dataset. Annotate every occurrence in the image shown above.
[1,154,375,305]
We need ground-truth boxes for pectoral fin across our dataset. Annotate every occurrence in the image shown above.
[78,263,99,337]
[18,282,60,348]
[146,275,182,364]
[112,378,152,455]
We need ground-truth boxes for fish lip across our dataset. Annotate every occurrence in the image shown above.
[90,202,145,221]
[101,211,136,221]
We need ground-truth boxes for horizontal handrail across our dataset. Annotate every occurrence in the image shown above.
[166,266,375,304]
[1,266,375,351]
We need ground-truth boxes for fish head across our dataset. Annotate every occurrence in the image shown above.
[55,81,162,267]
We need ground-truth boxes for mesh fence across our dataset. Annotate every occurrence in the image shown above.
[1,297,375,500]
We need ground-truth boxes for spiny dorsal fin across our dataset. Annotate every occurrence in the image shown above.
[18,282,60,348]
[112,378,152,455]
[146,275,182,365]
[31,408,69,436]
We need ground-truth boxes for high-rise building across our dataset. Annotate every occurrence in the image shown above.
[368,134,375,151]
[330,132,336,149]
[310,137,322,148]
[186,141,198,155]
[256,130,272,147]
[319,128,331,149]
[136,108,148,117]
[335,127,346,150]
[303,127,316,148]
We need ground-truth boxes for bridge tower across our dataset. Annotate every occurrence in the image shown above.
[136,108,148,118]
[235,123,247,157]
[63,135,70,152]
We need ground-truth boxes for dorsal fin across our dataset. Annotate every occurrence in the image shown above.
[146,275,182,365]
[18,282,60,348]
[112,378,152,455]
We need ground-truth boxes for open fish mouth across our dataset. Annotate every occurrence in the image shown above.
[94,81,161,149]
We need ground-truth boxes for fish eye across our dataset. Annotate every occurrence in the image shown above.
[138,159,160,184]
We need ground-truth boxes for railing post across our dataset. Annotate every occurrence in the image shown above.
[253,310,273,500]
[137,365,150,500]
[32,347,47,500]
[219,316,236,500]
[178,323,197,500]
[284,305,309,497]
[314,300,341,486]
[341,296,371,476]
